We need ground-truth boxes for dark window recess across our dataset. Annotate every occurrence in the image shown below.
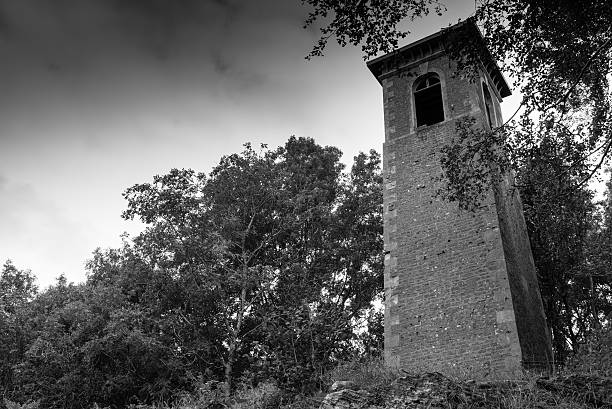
[414,74,444,127]
[482,82,495,128]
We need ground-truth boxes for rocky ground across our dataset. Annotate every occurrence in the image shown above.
[320,372,612,409]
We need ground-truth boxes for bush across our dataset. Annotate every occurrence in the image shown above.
[2,400,40,409]
[132,379,283,409]
[322,357,399,391]
[233,382,282,409]
[566,322,612,377]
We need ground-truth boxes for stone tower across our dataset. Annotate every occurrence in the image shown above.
[367,20,553,377]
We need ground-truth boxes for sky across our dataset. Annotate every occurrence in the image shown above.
[0,0,521,288]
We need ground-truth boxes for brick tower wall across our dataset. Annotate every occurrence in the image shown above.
[381,53,550,378]
[492,175,554,370]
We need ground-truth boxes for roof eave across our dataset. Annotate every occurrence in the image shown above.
[366,19,511,98]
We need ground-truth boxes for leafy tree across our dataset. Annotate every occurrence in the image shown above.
[253,147,383,392]
[6,137,383,406]
[9,273,196,408]
[565,171,612,375]
[0,261,37,396]
[471,0,611,205]
[515,137,603,363]
[121,137,383,392]
[303,0,445,59]
[9,278,101,407]
[584,171,612,287]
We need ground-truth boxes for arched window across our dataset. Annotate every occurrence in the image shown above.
[482,82,496,128]
[414,73,444,127]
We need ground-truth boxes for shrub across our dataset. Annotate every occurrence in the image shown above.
[322,357,399,391]
[138,379,283,409]
[2,399,40,409]
[566,322,612,377]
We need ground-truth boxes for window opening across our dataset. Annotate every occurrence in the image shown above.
[482,82,496,128]
[414,73,444,127]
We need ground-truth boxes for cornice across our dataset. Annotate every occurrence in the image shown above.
[367,19,511,98]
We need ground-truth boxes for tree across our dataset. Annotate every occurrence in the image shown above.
[303,0,445,59]
[514,137,604,363]
[121,137,383,392]
[565,170,612,375]
[253,147,383,391]
[5,137,383,406]
[10,271,199,408]
[584,170,612,287]
[0,261,37,396]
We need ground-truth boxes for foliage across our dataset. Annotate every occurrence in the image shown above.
[3,132,611,408]
[566,322,612,377]
[6,275,193,408]
[1,137,382,408]
[305,0,611,219]
[303,0,612,205]
[322,356,398,391]
[474,0,612,203]
[513,137,612,363]
[439,117,510,209]
[302,0,445,59]
[583,171,612,286]
[0,262,37,397]
[97,366,612,409]
[3,399,39,409]
[320,367,610,409]
[120,137,383,394]
[563,172,612,376]
[122,380,284,409]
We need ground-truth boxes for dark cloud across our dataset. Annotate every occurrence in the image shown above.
[211,50,267,91]
[108,0,239,37]
[0,0,311,75]
[111,0,240,21]
[213,52,231,74]
[0,0,312,123]
[0,0,242,61]
[0,8,9,37]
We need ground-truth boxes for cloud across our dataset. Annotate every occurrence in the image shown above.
[0,0,300,88]
[0,0,310,59]
[211,51,268,91]
[0,0,231,64]
[0,8,9,37]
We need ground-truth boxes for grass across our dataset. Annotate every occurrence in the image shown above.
[6,355,609,409]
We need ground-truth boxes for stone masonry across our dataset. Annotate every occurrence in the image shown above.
[367,20,553,377]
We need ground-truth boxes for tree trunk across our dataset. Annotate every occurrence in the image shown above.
[225,284,247,395]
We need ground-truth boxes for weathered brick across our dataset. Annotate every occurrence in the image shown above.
[367,20,553,378]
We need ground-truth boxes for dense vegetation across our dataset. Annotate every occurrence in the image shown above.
[1,137,384,408]
[2,1,612,406]
[1,136,611,408]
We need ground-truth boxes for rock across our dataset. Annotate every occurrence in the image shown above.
[320,389,370,409]
[330,381,360,392]
[320,372,612,409]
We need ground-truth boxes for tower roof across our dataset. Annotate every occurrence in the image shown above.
[366,18,511,98]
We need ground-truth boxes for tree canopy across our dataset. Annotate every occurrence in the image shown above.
[1,137,384,408]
